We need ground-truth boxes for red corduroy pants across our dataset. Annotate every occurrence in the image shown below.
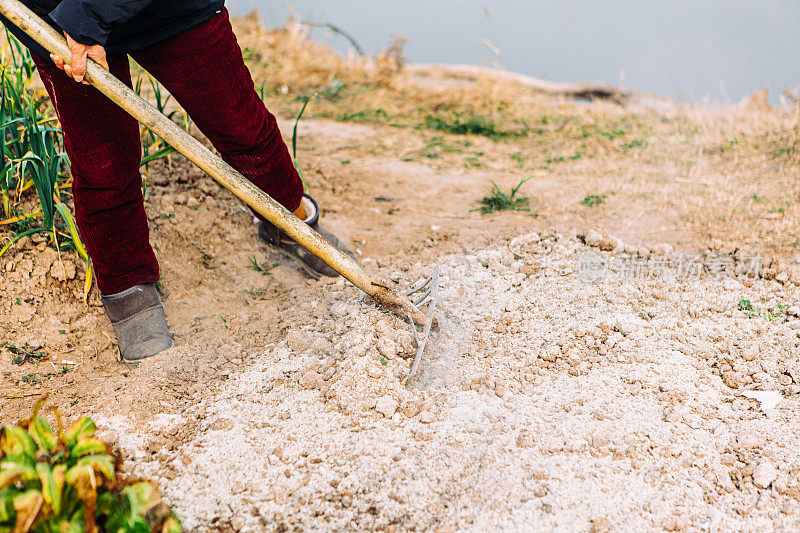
[32,9,303,295]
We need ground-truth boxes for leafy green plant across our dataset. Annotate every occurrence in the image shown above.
[2,342,46,366]
[738,299,755,313]
[473,177,533,214]
[0,35,93,302]
[737,298,786,321]
[0,398,182,532]
[580,194,607,207]
[0,30,37,220]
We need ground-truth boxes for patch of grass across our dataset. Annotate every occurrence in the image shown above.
[424,112,520,139]
[621,138,647,150]
[243,288,268,298]
[769,131,798,161]
[473,177,533,214]
[768,201,791,214]
[510,153,527,169]
[339,108,389,123]
[405,136,469,161]
[12,365,71,385]
[249,256,279,274]
[703,137,741,156]
[580,194,607,207]
[597,127,629,140]
[464,152,486,168]
[544,152,582,165]
[318,78,347,102]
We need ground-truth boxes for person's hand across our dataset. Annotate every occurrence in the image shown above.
[49,33,109,84]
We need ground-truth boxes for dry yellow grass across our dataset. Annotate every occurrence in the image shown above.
[231,15,800,263]
[3,16,797,268]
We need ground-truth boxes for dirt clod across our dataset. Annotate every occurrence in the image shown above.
[375,395,399,418]
[753,461,778,489]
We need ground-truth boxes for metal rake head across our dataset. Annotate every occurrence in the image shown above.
[404,266,440,382]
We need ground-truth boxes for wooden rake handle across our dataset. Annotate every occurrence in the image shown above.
[1,0,428,326]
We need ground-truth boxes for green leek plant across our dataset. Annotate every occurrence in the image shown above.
[291,95,313,185]
[0,30,36,219]
[133,74,191,177]
[0,35,92,301]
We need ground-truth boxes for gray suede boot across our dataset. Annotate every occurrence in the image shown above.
[101,284,174,362]
[258,194,359,279]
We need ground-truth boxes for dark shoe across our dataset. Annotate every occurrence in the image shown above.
[102,284,174,362]
[258,194,358,279]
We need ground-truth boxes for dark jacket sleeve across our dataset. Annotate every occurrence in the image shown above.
[50,0,157,46]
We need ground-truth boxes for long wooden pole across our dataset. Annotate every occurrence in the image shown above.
[0,0,428,325]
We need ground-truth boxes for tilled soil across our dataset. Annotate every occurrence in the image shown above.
[2,112,800,531]
[100,234,800,531]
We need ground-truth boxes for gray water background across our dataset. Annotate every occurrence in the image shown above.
[226,0,799,105]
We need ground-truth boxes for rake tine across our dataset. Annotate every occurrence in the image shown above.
[405,266,440,383]
[415,291,436,305]
[412,287,434,306]
[407,312,421,349]
[406,276,433,296]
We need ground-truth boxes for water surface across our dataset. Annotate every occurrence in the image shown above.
[227,0,800,104]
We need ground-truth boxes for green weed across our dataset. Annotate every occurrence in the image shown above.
[738,299,755,313]
[738,298,786,321]
[581,194,607,207]
[621,138,647,150]
[318,79,347,102]
[249,256,279,274]
[474,177,533,214]
[2,342,46,365]
[243,287,268,298]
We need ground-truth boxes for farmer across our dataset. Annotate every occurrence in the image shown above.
[2,1,356,361]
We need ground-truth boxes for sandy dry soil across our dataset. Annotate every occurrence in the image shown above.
[3,21,800,531]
